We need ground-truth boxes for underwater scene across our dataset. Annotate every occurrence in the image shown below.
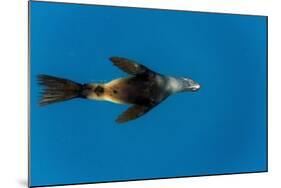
[29,1,267,187]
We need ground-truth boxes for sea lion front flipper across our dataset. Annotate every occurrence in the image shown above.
[116,104,155,123]
[110,56,154,75]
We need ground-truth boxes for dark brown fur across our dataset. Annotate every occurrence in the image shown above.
[105,75,165,106]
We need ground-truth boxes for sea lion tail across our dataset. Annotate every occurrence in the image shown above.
[37,74,84,106]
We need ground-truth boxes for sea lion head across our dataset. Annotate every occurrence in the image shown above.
[179,77,200,92]
[165,76,200,93]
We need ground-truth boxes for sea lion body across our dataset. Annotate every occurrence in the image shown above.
[38,56,200,123]
[86,74,169,106]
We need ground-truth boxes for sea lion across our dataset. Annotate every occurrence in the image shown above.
[38,57,200,123]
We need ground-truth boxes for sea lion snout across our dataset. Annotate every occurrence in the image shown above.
[181,77,201,92]
[189,81,200,91]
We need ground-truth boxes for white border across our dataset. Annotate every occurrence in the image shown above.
[1,0,280,188]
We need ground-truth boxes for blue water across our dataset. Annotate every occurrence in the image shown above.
[30,1,267,187]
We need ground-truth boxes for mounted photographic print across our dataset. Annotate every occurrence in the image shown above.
[29,1,268,187]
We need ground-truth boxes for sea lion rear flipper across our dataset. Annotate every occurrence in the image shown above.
[110,56,154,75]
[116,104,155,123]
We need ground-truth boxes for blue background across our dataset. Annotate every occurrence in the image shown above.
[30,1,267,187]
